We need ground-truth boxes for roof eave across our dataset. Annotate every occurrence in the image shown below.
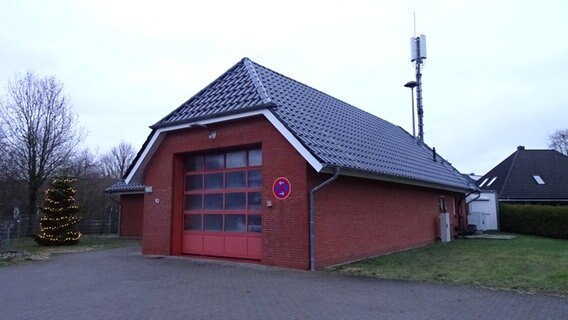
[104,189,145,195]
[321,166,474,193]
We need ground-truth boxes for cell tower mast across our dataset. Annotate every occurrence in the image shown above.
[410,33,427,142]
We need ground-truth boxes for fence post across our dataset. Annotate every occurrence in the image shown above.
[14,207,21,239]
[107,210,112,235]
[6,224,10,246]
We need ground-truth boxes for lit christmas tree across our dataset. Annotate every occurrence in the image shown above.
[35,177,82,246]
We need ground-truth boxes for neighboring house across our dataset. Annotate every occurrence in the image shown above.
[477,146,568,204]
[466,190,499,232]
[107,58,474,270]
[462,173,499,232]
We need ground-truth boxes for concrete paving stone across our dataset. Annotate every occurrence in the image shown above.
[0,246,566,320]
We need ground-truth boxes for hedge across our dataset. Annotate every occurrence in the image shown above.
[499,204,568,239]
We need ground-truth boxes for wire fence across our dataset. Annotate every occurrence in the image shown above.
[0,210,119,246]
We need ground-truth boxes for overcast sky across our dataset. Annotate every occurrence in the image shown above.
[1,0,566,175]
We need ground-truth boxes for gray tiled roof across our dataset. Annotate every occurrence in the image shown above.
[156,59,271,126]
[153,58,472,191]
[105,181,145,194]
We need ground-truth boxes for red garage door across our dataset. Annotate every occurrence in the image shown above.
[182,148,262,260]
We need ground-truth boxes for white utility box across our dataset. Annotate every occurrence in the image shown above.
[440,212,451,242]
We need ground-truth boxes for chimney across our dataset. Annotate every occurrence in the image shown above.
[517,145,525,151]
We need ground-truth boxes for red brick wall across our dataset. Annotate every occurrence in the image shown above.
[141,116,310,269]
[309,172,466,268]
[138,114,466,270]
[119,194,144,237]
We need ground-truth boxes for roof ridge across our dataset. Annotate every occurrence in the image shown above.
[500,149,520,196]
[243,58,271,104]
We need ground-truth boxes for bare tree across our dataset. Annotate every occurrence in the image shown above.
[0,71,83,233]
[549,129,568,156]
[67,148,119,234]
[0,126,15,217]
[100,141,136,179]
[66,149,101,178]
[0,125,7,175]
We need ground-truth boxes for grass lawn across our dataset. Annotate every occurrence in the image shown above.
[334,234,568,296]
[0,235,140,267]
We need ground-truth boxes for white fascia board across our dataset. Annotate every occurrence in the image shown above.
[125,109,323,184]
[261,110,323,172]
[125,122,191,184]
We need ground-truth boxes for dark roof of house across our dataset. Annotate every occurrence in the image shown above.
[105,181,145,194]
[138,58,472,192]
[477,146,568,200]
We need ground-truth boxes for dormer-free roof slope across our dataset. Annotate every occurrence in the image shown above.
[124,58,472,192]
[477,146,568,201]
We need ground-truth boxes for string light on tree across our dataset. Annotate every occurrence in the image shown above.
[34,177,82,246]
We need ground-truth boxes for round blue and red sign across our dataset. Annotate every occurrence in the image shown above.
[272,177,291,200]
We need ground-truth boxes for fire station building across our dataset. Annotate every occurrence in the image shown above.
[107,58,473,270]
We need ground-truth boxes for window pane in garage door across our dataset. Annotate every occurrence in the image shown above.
[205,173,223,190]
[205,153,224,170]
[248,215,261,233]
[204,194,223,210]
[185,155,203,172]
[248,149,262,166]
[248,192,261,209]
[204,214,223,231]
[185,175,202,191]
[225,214,246,232]
[226,171,246,188]
[185,195,202,211]
[248,170,261,187]
[227,150,247,168]
[184,214,202,231]
[226,193,246,210]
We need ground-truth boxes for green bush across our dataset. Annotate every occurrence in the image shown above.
[500,204,568,239]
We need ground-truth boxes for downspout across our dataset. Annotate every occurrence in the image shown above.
[465,189,481,204]
[309,166,340,271]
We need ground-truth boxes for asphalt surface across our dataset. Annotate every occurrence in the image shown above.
[0,245,566,320]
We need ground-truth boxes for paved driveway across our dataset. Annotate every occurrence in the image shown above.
[0,246,566,320]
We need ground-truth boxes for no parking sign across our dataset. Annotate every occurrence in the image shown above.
[272,177,291,200]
